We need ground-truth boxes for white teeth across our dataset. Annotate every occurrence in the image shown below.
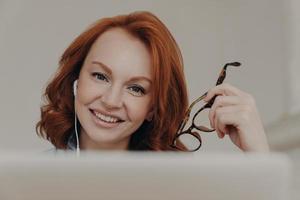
[93,111,119,123]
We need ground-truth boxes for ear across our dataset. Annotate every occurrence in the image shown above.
[146,110,154,121]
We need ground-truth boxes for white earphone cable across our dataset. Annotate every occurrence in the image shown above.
[74,106,80,156]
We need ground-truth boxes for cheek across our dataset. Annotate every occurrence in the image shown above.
[78,82,107,104]
[126,97,151,121]
[78,88,95,104]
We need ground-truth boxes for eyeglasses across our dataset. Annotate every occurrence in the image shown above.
[170,62,241,152]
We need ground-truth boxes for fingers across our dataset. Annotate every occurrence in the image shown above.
[213,106,242,139]
[204,83,246,101]
[205,83,257,130]
[212,103,261,150]
[208,94,256,141]
[208,95,241,128]
[201,83,269,152]
[214,106,243,134]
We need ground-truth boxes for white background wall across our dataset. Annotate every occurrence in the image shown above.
[284,0,300,114]
[0,0,295,151]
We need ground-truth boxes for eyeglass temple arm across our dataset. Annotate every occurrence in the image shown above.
[177,62,241,134]
[177,92,207,133]
[216,62,241,86]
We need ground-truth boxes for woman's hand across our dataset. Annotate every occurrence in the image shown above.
[204,83,269,152]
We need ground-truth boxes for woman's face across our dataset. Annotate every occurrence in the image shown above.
[75,28,153,150]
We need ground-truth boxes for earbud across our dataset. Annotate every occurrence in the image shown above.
[73,80,78,96]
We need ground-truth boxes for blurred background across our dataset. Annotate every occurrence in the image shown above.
[0,0,299,198]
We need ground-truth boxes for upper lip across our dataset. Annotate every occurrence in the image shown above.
[90,108,124,121]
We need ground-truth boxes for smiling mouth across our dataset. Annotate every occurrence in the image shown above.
[89,109,124,124]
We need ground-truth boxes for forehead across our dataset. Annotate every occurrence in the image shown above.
[84,28,152,79]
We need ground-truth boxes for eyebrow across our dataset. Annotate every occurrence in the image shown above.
[91,61,112,75]
[91,61,152,84]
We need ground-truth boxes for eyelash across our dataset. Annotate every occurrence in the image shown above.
[91,72,146,96]
[128,85,146,96]
[92,72,108,82]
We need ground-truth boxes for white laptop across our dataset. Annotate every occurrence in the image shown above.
[0,151,291,200]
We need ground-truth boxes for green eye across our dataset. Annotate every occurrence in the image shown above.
[129,85,145,96]
[92,72,108,82]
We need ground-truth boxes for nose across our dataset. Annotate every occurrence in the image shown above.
[100,85,123,109]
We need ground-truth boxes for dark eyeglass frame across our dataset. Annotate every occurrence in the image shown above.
[170,62,241,152]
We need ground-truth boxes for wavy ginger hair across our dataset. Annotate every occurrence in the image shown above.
[36,11,188,150]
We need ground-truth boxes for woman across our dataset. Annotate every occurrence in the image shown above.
[36,11,269,152]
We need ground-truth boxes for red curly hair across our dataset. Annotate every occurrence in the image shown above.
[36,11,188,150]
